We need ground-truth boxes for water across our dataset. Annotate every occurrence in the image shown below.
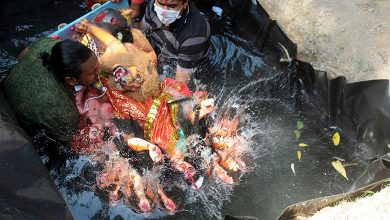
[0,0,87,78]
[1,2,369,220]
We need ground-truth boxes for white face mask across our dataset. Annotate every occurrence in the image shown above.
[73,79,84,92]
[154,3,183,26]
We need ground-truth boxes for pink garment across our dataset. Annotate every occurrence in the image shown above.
[75,87,113,126]
[72,86,116,153]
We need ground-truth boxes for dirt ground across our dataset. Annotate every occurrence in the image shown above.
[257,0,390,83]
[308,185,390,220]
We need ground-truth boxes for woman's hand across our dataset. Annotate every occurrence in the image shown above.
[75,19,92,33]
[110,0,122,3]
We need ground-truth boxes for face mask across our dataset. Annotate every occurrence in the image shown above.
[73,80,84,92]
[154,3,183,26]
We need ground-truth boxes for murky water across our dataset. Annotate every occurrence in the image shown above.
[1,2,369,220]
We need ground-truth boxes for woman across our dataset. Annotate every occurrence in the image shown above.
[3,38,103,142]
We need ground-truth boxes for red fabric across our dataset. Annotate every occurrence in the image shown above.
[71,77,193,153]
[103,77,191,151]
[86,0,96,9]
[149,95,176,148]
[95,11,109,23]
[162,77,192,97]
[132,0,145,4]
[71,86,115,153]
[75,87,113,125]
[86,0,145,9]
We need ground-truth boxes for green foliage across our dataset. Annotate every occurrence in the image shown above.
[296,121,304,130]
[294,120,304,139]
[294,130,301,139]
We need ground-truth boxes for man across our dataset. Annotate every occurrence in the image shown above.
[141,0,210,83]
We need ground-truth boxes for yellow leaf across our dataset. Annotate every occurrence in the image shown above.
[333,132,340,146]
[297,150,302,161]
[299,143,309,147]
[291,163,296,175]
[331,160,349,180]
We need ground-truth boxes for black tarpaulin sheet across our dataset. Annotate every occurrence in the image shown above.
[0,0,389,219]
[0,91,72,220]
[224,0,390,158]
[221,0,390,218]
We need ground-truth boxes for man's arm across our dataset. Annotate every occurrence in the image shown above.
[175,66,194,83]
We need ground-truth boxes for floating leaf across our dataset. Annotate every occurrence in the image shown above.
[291,163,296,175]
[333,132,340,146]
[294,130,301,139]
[299,143,309,147]
[297,150,302,161]
[296,121,304,130]
[331,160,349,180]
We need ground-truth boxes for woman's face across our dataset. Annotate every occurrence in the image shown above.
[76,53,101,86]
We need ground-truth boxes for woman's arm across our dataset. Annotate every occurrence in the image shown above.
[18,47,29,61]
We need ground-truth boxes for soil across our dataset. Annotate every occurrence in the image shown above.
[308,185,390,220]
[257,0,390,83]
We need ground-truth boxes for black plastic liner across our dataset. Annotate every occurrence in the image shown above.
[0,0,389,219]
[223,0,390,156]
[221,0,390,218]
[0,92,72,220]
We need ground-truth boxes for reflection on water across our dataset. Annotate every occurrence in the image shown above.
[2,2,369,220]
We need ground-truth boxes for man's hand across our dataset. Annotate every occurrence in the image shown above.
[119,8,132,17]
[176,67,192,83]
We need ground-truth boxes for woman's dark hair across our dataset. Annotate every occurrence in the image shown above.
[40,39,93,83]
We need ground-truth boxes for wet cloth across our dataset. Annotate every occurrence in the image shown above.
[132,0,145,4]
[3,37,79,142]
[71,84,115,153]
[103,77,191,152]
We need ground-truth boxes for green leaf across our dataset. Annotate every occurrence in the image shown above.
[294,130,301,139]
[296,121,304,130]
